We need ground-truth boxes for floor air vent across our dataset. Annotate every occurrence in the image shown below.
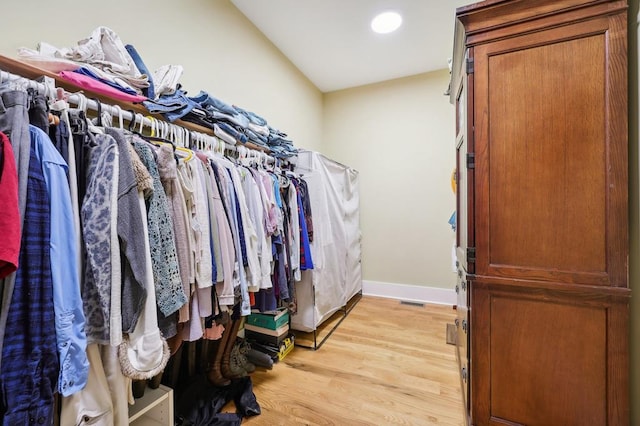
[399,300,424,307]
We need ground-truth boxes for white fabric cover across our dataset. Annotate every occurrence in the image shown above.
[343,168,362,302]
[291,151,362,332]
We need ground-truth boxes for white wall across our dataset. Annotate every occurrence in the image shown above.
[0,0,323,151]
[323,70,457,291]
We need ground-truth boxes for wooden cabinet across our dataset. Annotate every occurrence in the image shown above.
[450,1,630,424]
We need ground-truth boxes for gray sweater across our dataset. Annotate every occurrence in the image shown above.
[106,128,147,334]
[132,137,187,336]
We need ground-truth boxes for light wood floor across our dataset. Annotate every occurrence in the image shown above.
[232,296,464,425]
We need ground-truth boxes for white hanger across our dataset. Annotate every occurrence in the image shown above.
[175,124,183,147]
[76,93,104,134]
[75,92,88,114]
[157,118,164,138]
[162,121,170,140]
[180,126,188,148]
[148,116,157,137]
[111,104,124,129]
[138,113,145,134]
[157,119,165,139]
[152,118,160,138]
[196,132,203,151]
[193,131,200,150]
[176,126,183,147]
[168,123,176,144]
[126,110,140,132]
[177,125,185,147]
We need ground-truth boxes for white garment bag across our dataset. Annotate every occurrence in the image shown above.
[291,150,362,332]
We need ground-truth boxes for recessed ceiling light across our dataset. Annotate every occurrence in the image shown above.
[371,11,403,34]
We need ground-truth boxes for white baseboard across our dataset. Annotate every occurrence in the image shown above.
[362,280,456,306]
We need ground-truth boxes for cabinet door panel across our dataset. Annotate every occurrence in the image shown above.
[491,295,606,425]
[489,34,606,271]
[471,280,629,426]
[456,56,475,274]
[473,17,627,286]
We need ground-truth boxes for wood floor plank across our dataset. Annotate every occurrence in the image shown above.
[232,296,464,425]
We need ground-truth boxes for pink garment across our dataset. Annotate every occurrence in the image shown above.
[58,71,147,103]
[203,323,224,340]
[261,172,278,235]
[0,133,20,279]
[197,287,212,318]
[180,288,203,342]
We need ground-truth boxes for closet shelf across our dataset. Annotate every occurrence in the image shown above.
[0,54,269,153]
[128,384,173,425]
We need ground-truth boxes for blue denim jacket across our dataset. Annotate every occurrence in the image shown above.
[190,91,237,115]
[143,89,196,122]
[143,88,298,156]
[217,122,248,144]
[234,105,268,126]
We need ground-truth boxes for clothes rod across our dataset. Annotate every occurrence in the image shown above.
[0,68,278,164]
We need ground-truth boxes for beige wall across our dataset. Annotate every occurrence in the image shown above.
[323,70,457,289]
[628,1,639,424]
[0,0,323,152]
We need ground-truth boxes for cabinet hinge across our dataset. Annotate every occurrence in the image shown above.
[466,58,474,74]
[467,247,476,263]
[466,153,475,169]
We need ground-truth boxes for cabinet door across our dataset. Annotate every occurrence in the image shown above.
[470,279,629,426]
[455,267,470,415]
[455,51,475,274]
[473,15,627,287]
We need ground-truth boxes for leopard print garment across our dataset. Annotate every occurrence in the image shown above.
[81,133,119,344]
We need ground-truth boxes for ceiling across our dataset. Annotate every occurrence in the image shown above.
[230,0,471,93]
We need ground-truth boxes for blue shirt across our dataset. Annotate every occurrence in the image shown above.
[217,163,250,315]
[226,168,248,267]
[271,173,283,208]
[31,125,89,396]
[298,191,314,270]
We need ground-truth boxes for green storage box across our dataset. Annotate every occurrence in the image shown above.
[247,308,289,330]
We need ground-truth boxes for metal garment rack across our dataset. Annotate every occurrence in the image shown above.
[293,290,363,350]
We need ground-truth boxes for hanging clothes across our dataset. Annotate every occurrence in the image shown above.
[81,131,119,345]
[156,143,193,325]
[117,160,170,381]
[200,155,236,306]
[106,127,148,336]
[0,89,31,377]
[1,129,59,424]
[0,132,20,280]
[0,65,321,424]
[32,124,89,396]
[131,137,186,339]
